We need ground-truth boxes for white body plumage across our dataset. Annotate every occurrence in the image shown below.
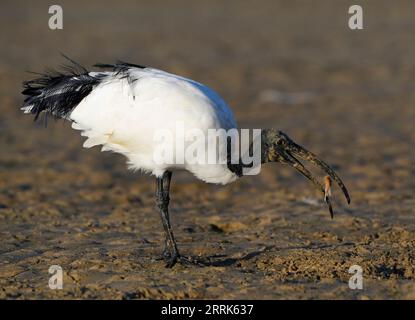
[24,66,239,184]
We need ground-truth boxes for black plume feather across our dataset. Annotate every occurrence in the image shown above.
[22,58,145,121]
[22,58,105,121]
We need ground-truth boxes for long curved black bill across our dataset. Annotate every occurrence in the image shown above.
[276,144,335,218]
[277,131,351,205]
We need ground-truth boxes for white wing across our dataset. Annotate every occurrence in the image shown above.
[69,67,237,181]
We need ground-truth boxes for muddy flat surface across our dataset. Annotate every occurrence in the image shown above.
[0,0,414,299]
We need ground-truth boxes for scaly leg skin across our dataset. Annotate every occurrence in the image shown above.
[153,236,171,261]
[155,171,177,267]
[155,171,205,268]
[161,171,173,260]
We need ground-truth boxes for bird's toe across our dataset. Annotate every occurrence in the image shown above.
[164,255,178,268]
[177,255,207,267]
[163,254,206,268]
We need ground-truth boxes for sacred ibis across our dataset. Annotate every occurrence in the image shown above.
[21,59,350,267]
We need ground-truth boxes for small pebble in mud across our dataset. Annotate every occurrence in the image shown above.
[18,184,32,191]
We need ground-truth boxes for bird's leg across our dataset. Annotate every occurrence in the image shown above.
[155,171,206,268]
[155,171,180,267]
[161,171,173,260]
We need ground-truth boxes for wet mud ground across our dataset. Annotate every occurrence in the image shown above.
[0,0,414,299]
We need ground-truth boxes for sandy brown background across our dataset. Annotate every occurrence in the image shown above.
[0,0,414,299]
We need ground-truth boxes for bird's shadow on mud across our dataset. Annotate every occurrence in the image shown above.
[198,241,356,267]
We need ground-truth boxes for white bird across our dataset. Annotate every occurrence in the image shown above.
[21,58,350,267]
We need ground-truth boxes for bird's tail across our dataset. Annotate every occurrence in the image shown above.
[21,59,104,121]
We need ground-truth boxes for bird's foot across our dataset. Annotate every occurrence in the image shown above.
[177,255,207,267]
[154,249,172,262]
[164,253,206,268]
[165,254,178,268]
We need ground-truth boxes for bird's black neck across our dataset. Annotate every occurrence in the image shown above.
[226,129,266,177]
